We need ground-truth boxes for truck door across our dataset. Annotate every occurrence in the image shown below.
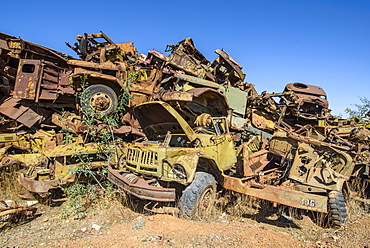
[212,117,237,171]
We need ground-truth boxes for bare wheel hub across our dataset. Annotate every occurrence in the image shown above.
[90,92,112,111]
[199,187,214,213]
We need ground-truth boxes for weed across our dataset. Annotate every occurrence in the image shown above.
[0,164,27,200]
[58,74,136,219]
[61,183,96,219]
[217,191,265,218]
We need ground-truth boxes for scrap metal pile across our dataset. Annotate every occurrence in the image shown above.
[0,200,37,229]
[0,31,369,226]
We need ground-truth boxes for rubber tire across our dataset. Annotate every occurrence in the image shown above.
[81,84,118,117]
[79,38,92,58]
[180,172,217,218]
[328,191,348,227]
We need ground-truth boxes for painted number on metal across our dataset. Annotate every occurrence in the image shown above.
[300,199,316,208]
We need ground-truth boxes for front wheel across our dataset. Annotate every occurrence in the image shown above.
[179,172,217,219]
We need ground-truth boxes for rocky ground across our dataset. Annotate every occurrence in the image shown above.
[1,194,370,248]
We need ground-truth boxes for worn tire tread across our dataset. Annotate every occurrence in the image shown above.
[329,191,348,227]
[179,172,216,218]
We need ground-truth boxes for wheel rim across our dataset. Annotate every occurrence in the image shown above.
[89,91,112,112]
[198,186,215,215]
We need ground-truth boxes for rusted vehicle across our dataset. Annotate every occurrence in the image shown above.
[283,82,330,120]
[66,32,162,118]
[0,32,71,89]
[108,99,350,226]
[108,100,236,217]
[0,130,63,170]
[0,32,74,130]
[0,31,366,228]
[246,82,331,133]
[165,37,246,86]
[0,31,161,131]
[294,119,370,201]
[18,142,108,195]
[0,127,111,197]
[245,82,370,209]
[0,32,255,133]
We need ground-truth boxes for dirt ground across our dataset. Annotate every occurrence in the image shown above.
[1,195,370,248]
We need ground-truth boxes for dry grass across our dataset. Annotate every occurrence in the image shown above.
[0,165,26,201]
[216,190,272,218]
[105,192,141,223]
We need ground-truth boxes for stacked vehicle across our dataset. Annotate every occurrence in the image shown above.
[0,31,368,227]
[107,37,369,226]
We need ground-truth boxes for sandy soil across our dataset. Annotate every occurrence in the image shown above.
[1,197,370,248]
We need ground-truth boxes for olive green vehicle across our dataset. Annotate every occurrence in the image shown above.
[108,101,236,217]
[108,100,350,225]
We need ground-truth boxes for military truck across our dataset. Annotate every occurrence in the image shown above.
[108,100,350,226]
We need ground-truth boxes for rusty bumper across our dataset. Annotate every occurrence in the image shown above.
[221,175,328,213]
[108,167,176,202]
[18,172,52,194]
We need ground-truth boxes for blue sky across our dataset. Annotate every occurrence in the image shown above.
[2,0,370,117]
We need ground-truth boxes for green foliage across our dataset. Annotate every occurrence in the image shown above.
[78,75,133,159]
[345,97,370,120]
[59,74,135,219]
[61,183,100,219]
[109,74,135,126]
[79,74,133,127]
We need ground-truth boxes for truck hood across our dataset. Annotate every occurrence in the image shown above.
[134,101,197,141]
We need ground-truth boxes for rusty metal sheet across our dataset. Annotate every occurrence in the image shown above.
[71,68,121,85]
[214,49,246,81]
[0,32,72,64]
[68,59,119,71]
[147,50,169,62]
[112,125,145,137]
[187,88,229,117]
[13,60,41,100]
[221,175,328,213]
[285,82,327,97]
[89,123,145,137]
[0,97,31,121]
[116,42,137,56]
[42,73,58,84]
[127,93,147,107]
[52,112,88,133]
[129,85,153,95]
[16,108,45,128]
[173,74,221,90]
[0,97,52,128]
[251,110,276,130]
[166,37,209,78]
[18,172,52,193]
[108,167,176,202]
[238,148,270,177]
[224,86,248,116]
[294,92,329,108]
[188,87,222,98]
[161,91,194,102]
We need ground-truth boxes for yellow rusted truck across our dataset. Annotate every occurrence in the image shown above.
[108,100,350,226]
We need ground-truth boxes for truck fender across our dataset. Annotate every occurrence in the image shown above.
[164,152,200,183]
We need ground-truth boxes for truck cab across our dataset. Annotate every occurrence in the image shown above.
[108,101,236,205]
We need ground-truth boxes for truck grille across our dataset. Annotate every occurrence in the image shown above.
[126,148,158,172]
